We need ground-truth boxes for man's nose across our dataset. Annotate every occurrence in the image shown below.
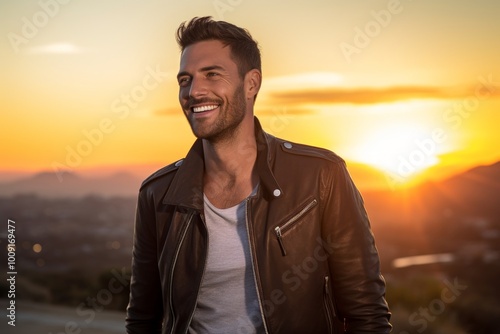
[189,77,208,98]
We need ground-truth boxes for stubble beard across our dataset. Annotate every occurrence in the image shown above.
[189,84,247,143]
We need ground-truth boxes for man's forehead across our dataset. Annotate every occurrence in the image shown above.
[179,40,234,70]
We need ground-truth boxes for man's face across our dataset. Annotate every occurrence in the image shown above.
[177,40,247,142]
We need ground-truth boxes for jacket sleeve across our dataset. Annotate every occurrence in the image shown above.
[323,160,392,333]
[126,188,163,334]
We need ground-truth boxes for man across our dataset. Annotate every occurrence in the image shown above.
[126,16,391,334]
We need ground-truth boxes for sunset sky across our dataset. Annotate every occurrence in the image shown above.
[1,0,499,189]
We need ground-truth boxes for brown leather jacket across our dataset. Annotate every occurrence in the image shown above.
[126,117,391,334]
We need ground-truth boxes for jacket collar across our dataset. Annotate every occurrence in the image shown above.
[162,117,282,210]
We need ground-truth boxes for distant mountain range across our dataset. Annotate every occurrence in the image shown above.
[0,170,142,198]
[0,162,498,204]
[362,161,500,226]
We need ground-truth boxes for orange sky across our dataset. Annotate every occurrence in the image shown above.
[1,0,499,189]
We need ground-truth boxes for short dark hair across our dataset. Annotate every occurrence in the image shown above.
[176,16,261,78]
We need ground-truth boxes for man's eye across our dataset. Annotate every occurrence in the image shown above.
[178,77,190,86]
[207,72,219,78]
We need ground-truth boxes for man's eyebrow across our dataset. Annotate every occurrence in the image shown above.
[177,71,190,80]
[200,65,225,72]
[176,65,226,80]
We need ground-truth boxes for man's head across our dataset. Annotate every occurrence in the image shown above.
[176,16,261,79]
[176,17,262,142]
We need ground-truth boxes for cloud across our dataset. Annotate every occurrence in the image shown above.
[26,43,87,54]
[268,86,459,105]
[154,71,500,117]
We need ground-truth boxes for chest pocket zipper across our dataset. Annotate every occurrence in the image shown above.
[274,198,318,256]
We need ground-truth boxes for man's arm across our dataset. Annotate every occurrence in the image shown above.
[126,190,163,334]
[323,160,392,333]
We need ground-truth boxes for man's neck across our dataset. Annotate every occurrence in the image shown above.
[202,118,258,208]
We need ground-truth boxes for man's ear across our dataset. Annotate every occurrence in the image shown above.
[245,69,262,100]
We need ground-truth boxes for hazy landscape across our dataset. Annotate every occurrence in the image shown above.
[1,161,499,333]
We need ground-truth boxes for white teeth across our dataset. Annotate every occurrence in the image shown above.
[192,105,218,113]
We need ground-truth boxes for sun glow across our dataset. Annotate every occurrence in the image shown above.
[347,121,442,182]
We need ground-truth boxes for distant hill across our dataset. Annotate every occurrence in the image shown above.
[0,161,390,198]
[0,171,142,198]
[362,161,500,226]
[0,161,498,203]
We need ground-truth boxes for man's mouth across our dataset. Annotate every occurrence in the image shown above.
[191,104,219,113]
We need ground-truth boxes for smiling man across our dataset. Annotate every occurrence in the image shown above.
[126,16,391,334]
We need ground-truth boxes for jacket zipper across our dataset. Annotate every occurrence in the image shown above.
[185,212,208,333]
[169,211,195,334]
[324,276,335,334]
[274,198,318,256]
[246,197,270,334]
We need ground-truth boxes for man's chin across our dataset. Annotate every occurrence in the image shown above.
[190,126,215,141]
[191,127,231,143]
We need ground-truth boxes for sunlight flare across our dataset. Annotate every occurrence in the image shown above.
[347,121,443,182]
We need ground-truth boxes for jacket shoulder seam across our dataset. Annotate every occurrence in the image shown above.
[276,138,345,165]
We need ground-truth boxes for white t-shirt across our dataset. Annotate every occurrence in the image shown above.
[189,189,264,334]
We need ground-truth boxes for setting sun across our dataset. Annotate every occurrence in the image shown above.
[347,119,442,182]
